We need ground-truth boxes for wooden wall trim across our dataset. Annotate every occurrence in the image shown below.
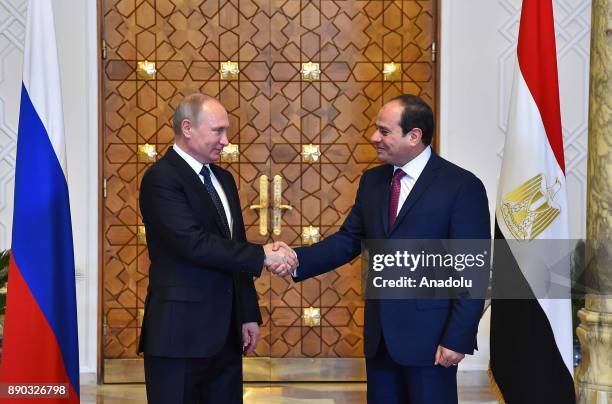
[96,0,104,385]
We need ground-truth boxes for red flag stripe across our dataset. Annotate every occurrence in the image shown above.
[0,258,79,403]
[517,0,566,174]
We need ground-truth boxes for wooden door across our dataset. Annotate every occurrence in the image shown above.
[101,0,436,382]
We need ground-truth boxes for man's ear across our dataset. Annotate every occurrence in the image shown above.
[409,128,423,145]
[181,119,192,138]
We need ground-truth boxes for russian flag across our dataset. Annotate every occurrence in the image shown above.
[0,0,80,402]
[489,0,575,402]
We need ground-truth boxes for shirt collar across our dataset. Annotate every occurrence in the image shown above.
[395,145,431,180]
[173,144,208,176]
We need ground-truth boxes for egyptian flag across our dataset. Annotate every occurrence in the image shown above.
[0,0,80,402]
[489,0,575,402]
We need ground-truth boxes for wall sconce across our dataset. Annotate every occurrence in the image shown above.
[220,60,239,80]
[301,62,321,81]
[383,62,401,81]
[302,306,321,327]
[301,225,320,245]
[137,226,146,244]
[220,143,239,163]
[138,309,145,327]
[302,144,321,163]
[138,143,157,162]
[137,60,156,80]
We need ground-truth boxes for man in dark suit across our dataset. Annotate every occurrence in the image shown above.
[276,94,490,403]
[138,93,296,404]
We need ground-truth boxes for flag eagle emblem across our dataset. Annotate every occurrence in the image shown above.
[500,173,561,240]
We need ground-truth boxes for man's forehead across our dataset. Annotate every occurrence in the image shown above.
[201,101,228,119]
[377,103,402,125]
[201,99,225,113]
[382,100,404,114]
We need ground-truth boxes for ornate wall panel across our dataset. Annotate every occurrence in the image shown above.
[265,0,435,358]
[101,0,436,375]
[0,0,26,250]
[103,0,278,360]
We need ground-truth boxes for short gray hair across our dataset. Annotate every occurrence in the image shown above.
[172,93,215,136]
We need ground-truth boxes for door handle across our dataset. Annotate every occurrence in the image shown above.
[249,175,269,236]
[272,175,292,236]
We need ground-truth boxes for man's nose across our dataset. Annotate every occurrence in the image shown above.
[371,130,381,143]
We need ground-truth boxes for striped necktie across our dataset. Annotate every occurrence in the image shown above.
[200,166,231,238]
[389,169,406,227]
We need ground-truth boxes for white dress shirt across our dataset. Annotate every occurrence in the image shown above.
[393,146,432,218]
[173,144,233,236]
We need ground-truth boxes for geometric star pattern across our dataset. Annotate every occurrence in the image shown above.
[0,0,27,250]
[102,0,436,363]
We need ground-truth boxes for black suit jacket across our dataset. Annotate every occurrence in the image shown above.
[138,147,264,358]
[294,153,491,366]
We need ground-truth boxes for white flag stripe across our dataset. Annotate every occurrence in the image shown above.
[496,68,568,225]
[22,0,66,175]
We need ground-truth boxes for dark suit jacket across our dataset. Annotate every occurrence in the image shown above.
[294,153,491,366]
[138,147,264,358]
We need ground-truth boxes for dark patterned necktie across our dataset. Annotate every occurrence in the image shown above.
[200,166,231,237]
[389,169,406,227]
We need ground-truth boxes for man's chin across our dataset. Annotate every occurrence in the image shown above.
[376,152,389,164]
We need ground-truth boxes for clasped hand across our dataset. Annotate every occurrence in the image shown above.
[263,241,298,277]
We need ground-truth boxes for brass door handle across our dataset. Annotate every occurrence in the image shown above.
[249,175,269,236]
[272,175,292,235]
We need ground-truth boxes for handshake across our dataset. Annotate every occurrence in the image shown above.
[263,242,298,277]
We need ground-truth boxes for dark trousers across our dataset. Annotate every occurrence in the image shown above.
[144,326,242,404]
[366,335,458,404]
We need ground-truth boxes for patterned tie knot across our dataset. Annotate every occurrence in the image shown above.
[393,169,406,182]
[200,165,211,178]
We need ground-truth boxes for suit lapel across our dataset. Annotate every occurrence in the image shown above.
[390,153,441,234]
[375,165,394,236]
[165,148,231,238]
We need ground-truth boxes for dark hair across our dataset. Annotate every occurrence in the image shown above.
[172,93,215,136]
[390,94,434,146]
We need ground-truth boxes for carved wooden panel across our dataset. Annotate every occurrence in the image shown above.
[102,0,436,361]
